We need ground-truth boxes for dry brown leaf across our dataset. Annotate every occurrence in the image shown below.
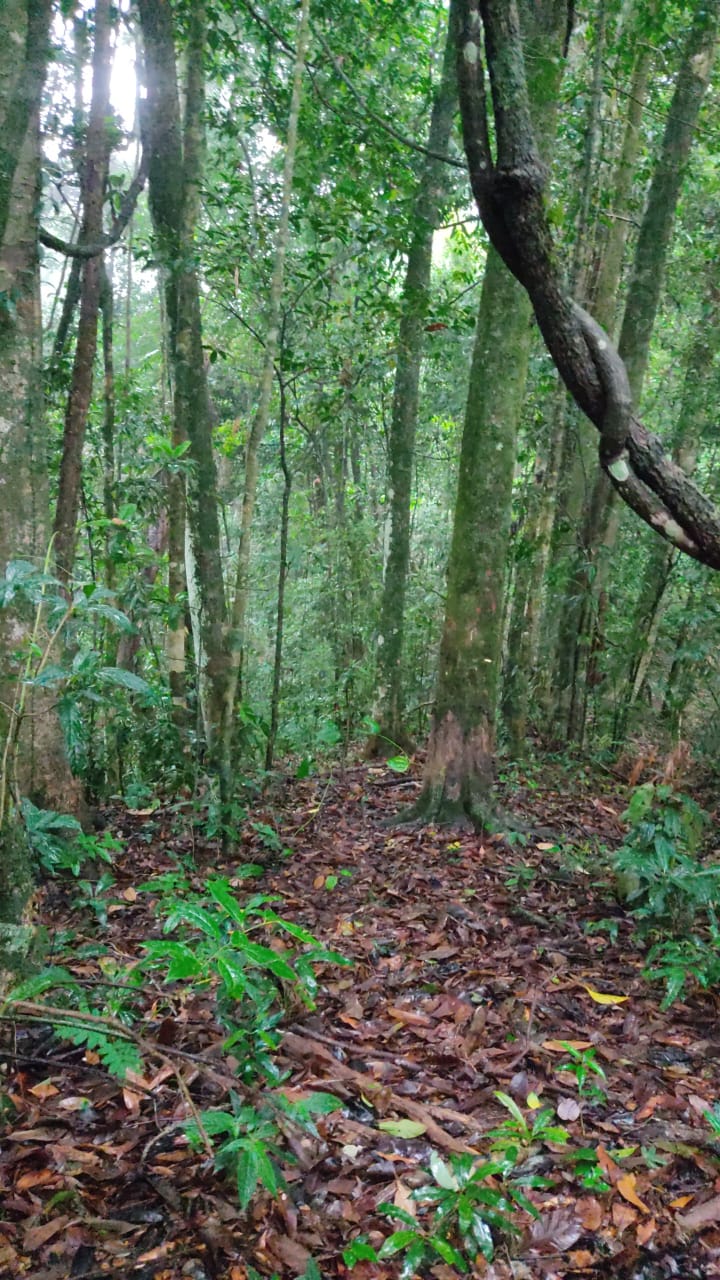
[28,1081,59,1100]
[393,1178,416,1219]
[636,1217,657,1245]
[617,1172,650,1214]
[677,1193,720,1231]
[612,1202,638,1231]
[576,1197,604,1231]
[386,1005,434,1028]
[568,1251,595,1270]
[23,1215,70,1252]
[557,1096,581,1122]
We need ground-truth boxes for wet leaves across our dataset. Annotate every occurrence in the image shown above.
[1,761,720,1276]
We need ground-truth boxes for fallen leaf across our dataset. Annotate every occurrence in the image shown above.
[528,1207,582,1252]
[568,1251,595,1269]
[612,1201,638,1231]
[577,982,629,1006]
[386,1005,433,1028]
[24,1215,70,1252]
[378,1119,426,1138]
[677,1194,720,1231]
[28,1081,59,1100]
[16,1168,56,1191]
[393,1179,416,1219]
[636,1218,657,1245]
[617,1172,650,1213]
[543,1040,592,1052]
[576,1197,603,1231]
[669,1195,694,1209]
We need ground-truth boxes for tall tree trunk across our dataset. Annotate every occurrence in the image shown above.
[138,0,227,750]
[553,7,717,741]
[53,0,114,581]
[0,8,84,932]
[412,0,568,826]
[618,267,720,733]
[374,0,458,749]
[100,259,116,592]
[266,376,292,772]
[220,0,311,801]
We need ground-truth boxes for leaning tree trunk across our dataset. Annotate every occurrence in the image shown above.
[373,0,458,750]
[412,0,568,828]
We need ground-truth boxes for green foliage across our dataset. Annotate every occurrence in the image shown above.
[21,802,120,878]
[346,1149,545,1274]
[554,1043,607,1101]
[487,1092,568,1159]
[615,784,716,934]
[613,784,720,1006]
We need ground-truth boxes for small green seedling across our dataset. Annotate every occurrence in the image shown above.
[555,1043,607,1101]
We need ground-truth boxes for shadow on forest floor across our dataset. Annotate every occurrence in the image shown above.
[2,759,720,1279]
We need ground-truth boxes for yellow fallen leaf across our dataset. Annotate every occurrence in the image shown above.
[543,1039,593,1052]
[670,1194,694,1209]
[526,1092,543,1110]
[578,982,629,1006]
[617,1172,650,1214]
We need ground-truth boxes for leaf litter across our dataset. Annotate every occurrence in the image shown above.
[1,760,720,1278]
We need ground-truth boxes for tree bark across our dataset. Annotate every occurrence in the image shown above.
[53,0,114,581]
[138,0,227,750]
[457,0,720,568]
[373,0,458,749]
[0,9,84,929]
[219,0,311,801]
[411,0,568,827]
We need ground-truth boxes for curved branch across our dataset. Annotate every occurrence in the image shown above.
[40,149,148,258]
[456,0,720,569]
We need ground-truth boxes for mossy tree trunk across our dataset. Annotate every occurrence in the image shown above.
[414,1,568,827]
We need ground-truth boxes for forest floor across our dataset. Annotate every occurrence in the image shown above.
[2,758,720,1280]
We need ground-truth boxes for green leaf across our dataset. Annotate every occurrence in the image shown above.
[400,1240,428,1279]
[235,1145,260,1209]
[97,666,150,693]
[206,879,247,924]
[216,952,248,997]
[471,1213,495,1260]
[428,1236,468,1270]
[378,1229,422,1258]
[378,1119,427,1138]
[387,754,410,773]
[343,1240,378,1267]
[428,1149,458,1190]
[240,939,297,981]
[494,1091,526,1126]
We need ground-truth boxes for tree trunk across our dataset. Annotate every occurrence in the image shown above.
[138,0,227,751]
[413,0,568,826]
[374,0,458,748]
[53,0,114,581]
[265,376,292,772]
[618,266,720,734]
[0,8,83,934]
[549,5,717,739]
[220,0,311,802]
